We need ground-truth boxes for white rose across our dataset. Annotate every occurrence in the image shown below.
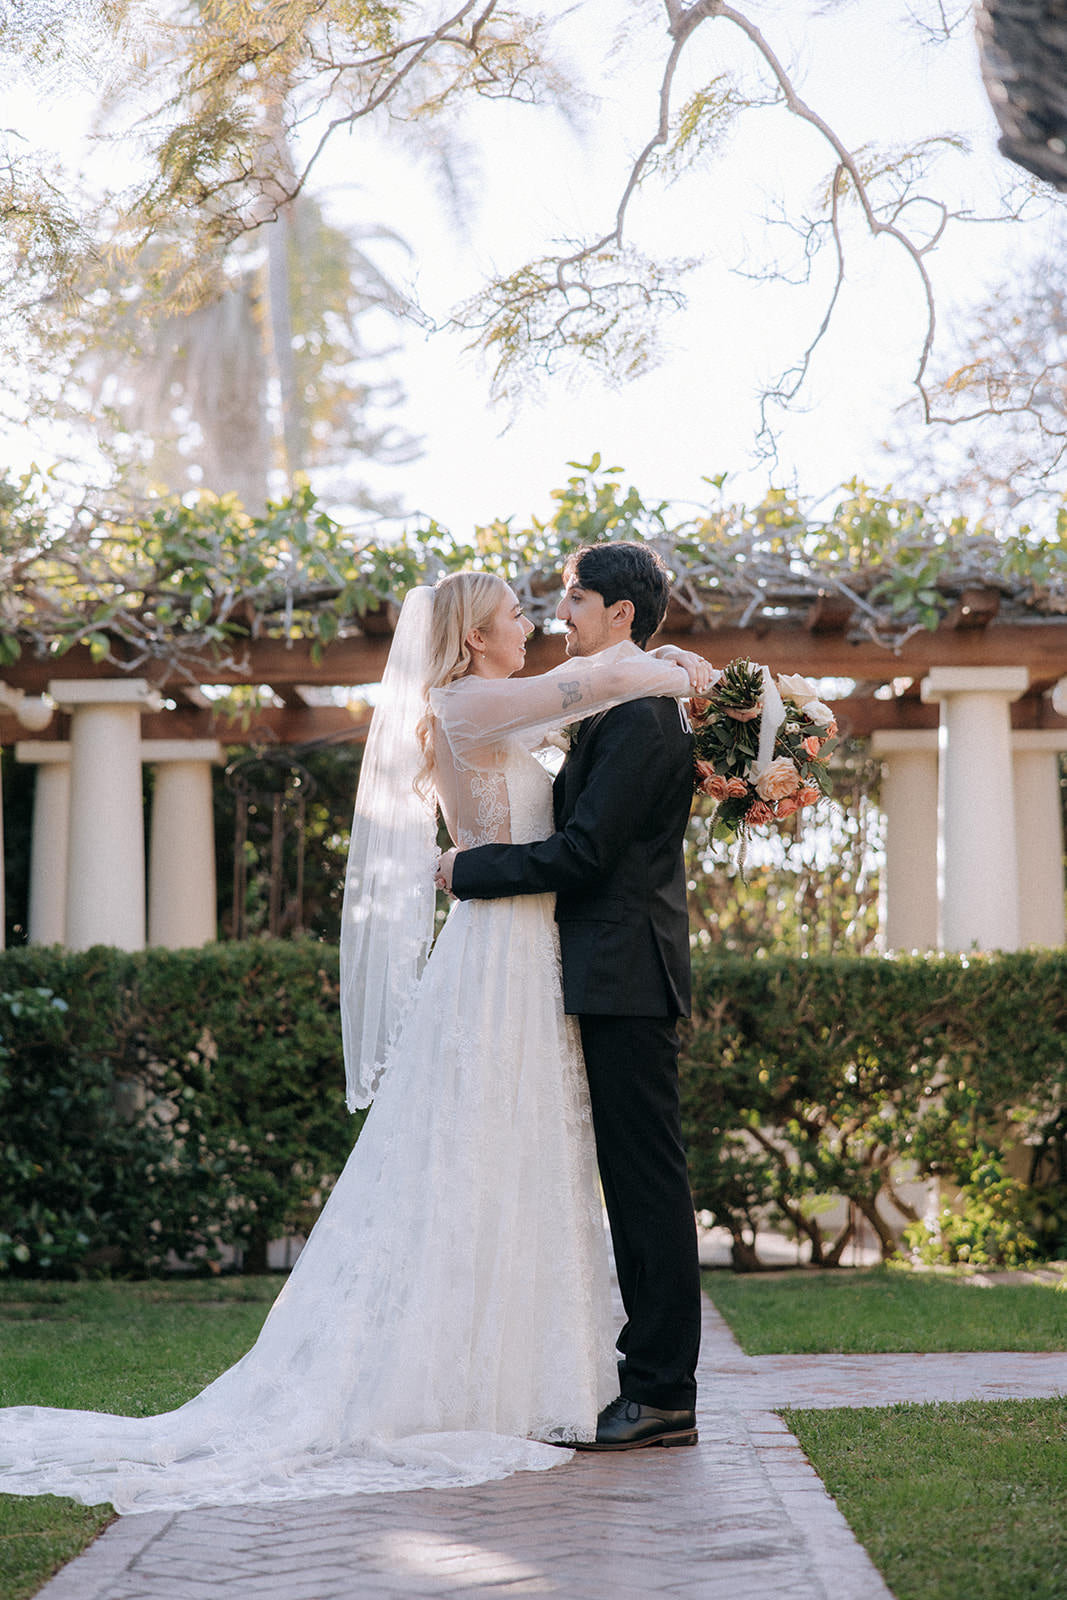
[776,672,820,705]
[802,699,836,727]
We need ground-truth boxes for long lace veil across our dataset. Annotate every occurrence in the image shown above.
[339,586,438,1110]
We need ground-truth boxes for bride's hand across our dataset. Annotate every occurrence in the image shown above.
[651,644,719,694]
[435,847,458,894]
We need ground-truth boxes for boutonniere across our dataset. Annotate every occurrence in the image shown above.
[544,722,583,754]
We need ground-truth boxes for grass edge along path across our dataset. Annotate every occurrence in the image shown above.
[786,1397,1067,1600]
[0,1278,279,1600]
[0,1499,113,1600]
[702,1264,1067,1354]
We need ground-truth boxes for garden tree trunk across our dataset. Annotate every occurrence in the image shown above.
[1028,1111,1067,1185]
[821,1213,857,1269]
[776,1195,829,1265]
[853,1196,902,1261]
[244,1226,270,1276]
[729,1234,762,1272]
[881,1176,922,1228]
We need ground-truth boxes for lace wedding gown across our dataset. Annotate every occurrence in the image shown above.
[0,645,688,1515]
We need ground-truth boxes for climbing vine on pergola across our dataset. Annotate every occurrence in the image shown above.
[2,461,1065,684]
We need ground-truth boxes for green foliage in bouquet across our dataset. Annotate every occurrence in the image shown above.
[690,659,837,840]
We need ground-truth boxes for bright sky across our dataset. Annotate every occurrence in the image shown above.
[4,0,1060,534]
[307,0,1058,532]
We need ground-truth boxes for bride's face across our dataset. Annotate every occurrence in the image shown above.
[469,586,534,678]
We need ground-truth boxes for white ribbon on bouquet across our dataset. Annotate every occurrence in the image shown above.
[752,665,788,779]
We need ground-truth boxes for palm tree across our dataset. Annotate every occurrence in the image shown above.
[80,190,418,513]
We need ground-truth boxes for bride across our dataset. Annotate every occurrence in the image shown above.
[0,571,705,1514]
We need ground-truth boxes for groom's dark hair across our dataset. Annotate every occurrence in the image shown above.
[563,541,672,648]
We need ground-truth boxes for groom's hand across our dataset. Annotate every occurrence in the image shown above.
[435,848,458,894]
[651,644,719,693]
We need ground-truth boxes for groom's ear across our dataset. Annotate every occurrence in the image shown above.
[609,598,635,635]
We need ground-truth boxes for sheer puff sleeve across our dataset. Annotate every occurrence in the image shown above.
[429,642,690,766]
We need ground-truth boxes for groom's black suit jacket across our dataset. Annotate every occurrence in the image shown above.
[451,694,693,1019]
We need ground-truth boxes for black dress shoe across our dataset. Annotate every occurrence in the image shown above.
[573,1396,698,1451]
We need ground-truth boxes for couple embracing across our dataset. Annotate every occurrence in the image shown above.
[0,541,711,1514]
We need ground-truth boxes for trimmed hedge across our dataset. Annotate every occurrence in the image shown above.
[682,951,1067,1267]
[0,944,359,1275]
[0,945,1064,1275]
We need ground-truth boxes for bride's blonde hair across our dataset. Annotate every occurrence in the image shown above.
[414,571,510,798]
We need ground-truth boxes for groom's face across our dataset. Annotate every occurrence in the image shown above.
[557,580,618,657]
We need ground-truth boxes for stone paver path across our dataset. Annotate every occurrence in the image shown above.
[37,1295,1067,1600]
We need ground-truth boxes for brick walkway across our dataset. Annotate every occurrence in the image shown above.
[36,1294,1067,1600]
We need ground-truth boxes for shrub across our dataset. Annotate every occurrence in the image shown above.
[903,1149,1067,1267]
[0,944,359,1275]
[681,950,1067,1269]
[1,945,1063,1276]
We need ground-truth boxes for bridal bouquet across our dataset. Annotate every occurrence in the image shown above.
[690,659,837,839]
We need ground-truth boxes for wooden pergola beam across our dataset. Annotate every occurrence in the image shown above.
[0,707,374,747]
[141,707,374,745]
[2,618,1067,693]
[5,696,1064,749]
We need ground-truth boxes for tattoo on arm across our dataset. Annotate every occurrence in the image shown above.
[560,680,583,711]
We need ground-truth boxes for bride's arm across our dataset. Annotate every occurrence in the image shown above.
[432,641,708,760]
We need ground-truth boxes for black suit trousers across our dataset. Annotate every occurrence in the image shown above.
[578,1012,701,1411]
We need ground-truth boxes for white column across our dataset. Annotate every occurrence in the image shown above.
[15,742,71,946]
[146,741,223,948]
[870,730,940,952]
[921,667,1029,952]
[1012,731,1066,948]
[50,679,163,952]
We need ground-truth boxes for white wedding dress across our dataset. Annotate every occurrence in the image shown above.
[0,644,688,1516]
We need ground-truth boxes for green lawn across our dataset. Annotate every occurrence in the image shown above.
[707,1269,1067,1599]
[0,1277,278,1600]
[703,1265,1067,1354]
[787,1398,1067,1600]
[3,1271,1066,1600]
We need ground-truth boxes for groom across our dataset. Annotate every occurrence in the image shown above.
[438,541,702,1450]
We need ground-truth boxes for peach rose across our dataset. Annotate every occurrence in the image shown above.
[797,786,821,806]
[801,735,823,758]
[775,795,803,819]
[724,776,749,799]
[701,774,730,801]
[689,696,712,722]
[754,756,801,802]
[695,759,718,783]
[746,799,774,826]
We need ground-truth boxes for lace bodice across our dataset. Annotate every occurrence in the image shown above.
[431,731,555,848]
[429,641,689,849]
